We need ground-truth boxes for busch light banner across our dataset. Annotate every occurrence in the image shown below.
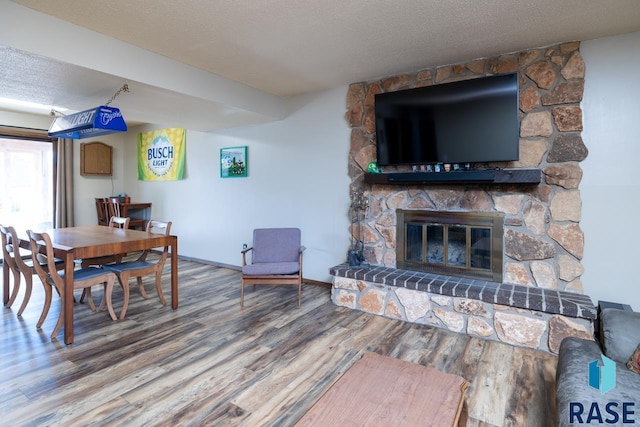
[137,128,186,181]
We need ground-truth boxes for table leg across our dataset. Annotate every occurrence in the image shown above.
[171,237,178,310]
[63,251,75,344]
[3,261,8,306]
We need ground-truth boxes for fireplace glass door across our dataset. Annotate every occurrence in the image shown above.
[397,210,504,282]
[406,223,424,263]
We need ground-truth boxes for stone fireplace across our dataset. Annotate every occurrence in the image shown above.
[346,41,587,293]
[330,41,596,354]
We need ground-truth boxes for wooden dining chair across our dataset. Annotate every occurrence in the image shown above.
[1,225,64,316]
[1,224,22,309]
[107,197,122,218]
[1,225,33,315]
[103,220,172,319]
[80,216,130,269]
[106,197,146,230]
[95,198,111,226]
[109,216,130,229]
[79,216,131,304]
[27,230,118,339]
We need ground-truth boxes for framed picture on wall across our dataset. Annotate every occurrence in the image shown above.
[220,146,248,178]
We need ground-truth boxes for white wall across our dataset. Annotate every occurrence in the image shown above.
[115,86,352,282]
[73,133,128,226]
[581,31,640,311]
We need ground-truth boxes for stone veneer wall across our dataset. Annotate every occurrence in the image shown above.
[345,41,588,293]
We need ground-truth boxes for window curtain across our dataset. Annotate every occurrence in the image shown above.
[54,137,74,228]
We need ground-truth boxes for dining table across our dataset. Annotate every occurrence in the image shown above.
[2,225,178,344]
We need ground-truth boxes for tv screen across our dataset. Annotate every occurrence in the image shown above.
[375,73,519,166]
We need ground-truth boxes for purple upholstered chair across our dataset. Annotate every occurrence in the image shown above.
[240,228,305,307]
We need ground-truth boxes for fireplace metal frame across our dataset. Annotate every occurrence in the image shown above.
[396,210,504,282]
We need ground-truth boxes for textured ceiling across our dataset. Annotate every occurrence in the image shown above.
[2,0,640,130]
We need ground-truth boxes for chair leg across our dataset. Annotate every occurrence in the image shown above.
[37,284,53,329]
[51,311,64,339]
[116,273,131,320]
[100,278,117,321]
[98,289,106,311]
[84,287,97,312]
[16,273,33,316]
[298,280,302,308]
[240,281,245,308]
[6,267,21,308]
[137,277,149,299]
[155,271,166,306]
[51,289,65,339]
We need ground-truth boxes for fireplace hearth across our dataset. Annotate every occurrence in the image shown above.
[397,210,504,282]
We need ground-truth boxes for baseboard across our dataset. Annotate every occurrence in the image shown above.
[302,278,332,288]
[176,254,331,287]
[177,254,241,271]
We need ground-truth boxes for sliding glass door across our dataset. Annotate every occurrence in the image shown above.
[0,137,53,232]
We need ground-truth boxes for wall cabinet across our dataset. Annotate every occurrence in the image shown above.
[80,141,112,176]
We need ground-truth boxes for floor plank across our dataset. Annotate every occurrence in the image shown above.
[1,257,558,426]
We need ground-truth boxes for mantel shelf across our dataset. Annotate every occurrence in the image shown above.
[363,168,541,185]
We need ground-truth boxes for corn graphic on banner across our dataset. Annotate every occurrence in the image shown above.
[138,128,186,181]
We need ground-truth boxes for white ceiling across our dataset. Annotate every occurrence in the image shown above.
[2,0,640,131]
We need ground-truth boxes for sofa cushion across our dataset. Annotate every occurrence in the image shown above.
[628,343,640,374]
[601,308,640,364]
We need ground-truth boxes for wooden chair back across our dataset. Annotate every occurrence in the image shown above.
[1,224,22,308]
[107,197,122,218]
[109,216,130,229]
[80,216,131,268]
[27,230,63,291]
[0,224,31,277]
[139,220,172,261]
[95,198,110,226]
[0,224,19,271]
[147,220,172,236]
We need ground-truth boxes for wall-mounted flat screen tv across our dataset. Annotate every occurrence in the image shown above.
[375,73,519,166]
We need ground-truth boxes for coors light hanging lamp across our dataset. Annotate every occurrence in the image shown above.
[48,82,129,139]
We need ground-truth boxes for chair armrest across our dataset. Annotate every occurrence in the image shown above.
[298,246,305,277]
[601,308,640,363]
[241,247,253,266]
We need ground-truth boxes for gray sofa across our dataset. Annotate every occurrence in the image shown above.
[556,308,640,426]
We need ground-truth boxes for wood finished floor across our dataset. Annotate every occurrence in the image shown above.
[1,257,558,426]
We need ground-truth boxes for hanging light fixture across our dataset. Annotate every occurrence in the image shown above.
[48,82,129,139]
